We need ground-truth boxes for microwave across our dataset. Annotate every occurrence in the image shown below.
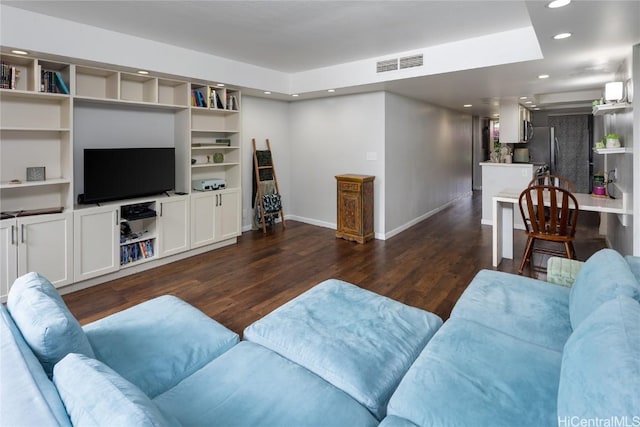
[522,120,533,142]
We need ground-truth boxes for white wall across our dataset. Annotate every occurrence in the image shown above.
[240,96,291,231]
[288,92,386,235]
[605,49,636,255]
[384,93,472,237]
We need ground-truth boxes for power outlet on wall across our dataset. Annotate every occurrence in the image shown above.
[608,168,617,183]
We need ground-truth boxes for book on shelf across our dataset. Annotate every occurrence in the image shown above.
[54,72,70,94]
[226,94,239,110]
[192,88,206,107]
[1,62,20,89]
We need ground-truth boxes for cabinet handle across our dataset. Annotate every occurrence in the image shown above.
[115,210,118,226]
[21,224,25,244]
[11,225,16,245]
[220,194,223,207]
[216,194,219,207]
[159,203,163,217]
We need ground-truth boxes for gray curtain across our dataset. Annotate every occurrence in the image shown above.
[548,115,590,193]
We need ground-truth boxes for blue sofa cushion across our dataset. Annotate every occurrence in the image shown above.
[53,353,180,427]
[153,341,378,427]
[83,295,239,397]
[386,318,563,427]
[558,295,640,421]
[0,304,71,426]
[569,249,640,329]
[7,272,95,377]
[450,269,571,351]
[243,279,442,419]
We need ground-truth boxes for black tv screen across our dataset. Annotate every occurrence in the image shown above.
[82,148,175,204]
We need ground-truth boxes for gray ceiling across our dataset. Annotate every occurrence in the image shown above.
[4,1,640,117]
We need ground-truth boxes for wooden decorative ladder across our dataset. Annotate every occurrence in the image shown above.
[252,138,285,233]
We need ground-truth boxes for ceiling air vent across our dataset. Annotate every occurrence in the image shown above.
[376,59,398,73]
[399,54,423,69]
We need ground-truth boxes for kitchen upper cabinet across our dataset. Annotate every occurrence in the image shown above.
[499,100,530,144]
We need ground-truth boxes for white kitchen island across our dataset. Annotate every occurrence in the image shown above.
[480,162,536,228]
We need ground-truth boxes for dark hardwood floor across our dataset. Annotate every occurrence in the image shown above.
[63,191,606,335]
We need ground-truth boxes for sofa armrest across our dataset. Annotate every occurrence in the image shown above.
[547,257,584,287]
[83,295,238,398]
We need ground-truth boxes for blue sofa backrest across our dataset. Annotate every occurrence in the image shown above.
[0,304,71,426]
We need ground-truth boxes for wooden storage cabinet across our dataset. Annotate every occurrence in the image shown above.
[73,205,119,282]
[1,212,73,298]
[190,189,240,249]
[335,175,375,244]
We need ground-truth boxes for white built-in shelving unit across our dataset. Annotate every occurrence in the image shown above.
[0,51,242,299]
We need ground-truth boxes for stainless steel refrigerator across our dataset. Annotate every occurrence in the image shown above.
[527,115,592,193]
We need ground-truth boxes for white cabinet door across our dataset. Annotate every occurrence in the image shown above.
[17,212,73,288]
[190,192,216,249]
[158,196,190,257]
[0,219,18,299]
[217,189,241,241]
[74,206,119,282]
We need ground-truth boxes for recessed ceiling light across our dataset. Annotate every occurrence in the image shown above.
[216,83,225,87]
[463,104,472,108]
[11,50,28,55]
[525,101,533,104]
[519,96,527,100]
[548,0,571,8]
[534,107,541,110]
[494,113,500,117]
[327,89,336,93]
[553,32,572,40]
[531,104,537,108]
[263,91,271,95]
[538,74,550,79]
[137,70,149,75]
[292,94,299,97]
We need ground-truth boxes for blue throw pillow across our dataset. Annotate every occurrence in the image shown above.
[7,272,95,377]
[53,353,180,427]
[569,249,640,329]
[558,295,640,422]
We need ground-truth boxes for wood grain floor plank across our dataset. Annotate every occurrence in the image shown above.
[63,192,606,334]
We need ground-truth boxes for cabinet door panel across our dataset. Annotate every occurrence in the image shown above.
[18,213,73,288]
[217,190,241,241]
[74,207,119,282]
[191,193,216,248]
[0,220,18,299]
[158,197,190,257]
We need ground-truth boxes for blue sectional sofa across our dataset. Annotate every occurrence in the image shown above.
[2,249,639,426]
[1,274,440,426]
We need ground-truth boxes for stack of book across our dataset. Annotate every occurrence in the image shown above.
[1,62,20,89]
[39,68,69,94]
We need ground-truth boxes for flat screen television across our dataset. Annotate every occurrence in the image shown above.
[81,148,175,204]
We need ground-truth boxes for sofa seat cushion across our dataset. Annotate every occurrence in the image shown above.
[83,295,239,398]
[558,295,640,421]
[153,341,378,427]
[570,249,640,329]
[378,415,420,427]
[386,318,563,427]
[243,279,443,419]
[53,353,180,427]
[7,272,95,377]
[0,304,71,427]
[450,270,571,351]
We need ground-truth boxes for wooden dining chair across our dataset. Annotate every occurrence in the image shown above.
[528,174,576,192]
[518,185,579,275]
